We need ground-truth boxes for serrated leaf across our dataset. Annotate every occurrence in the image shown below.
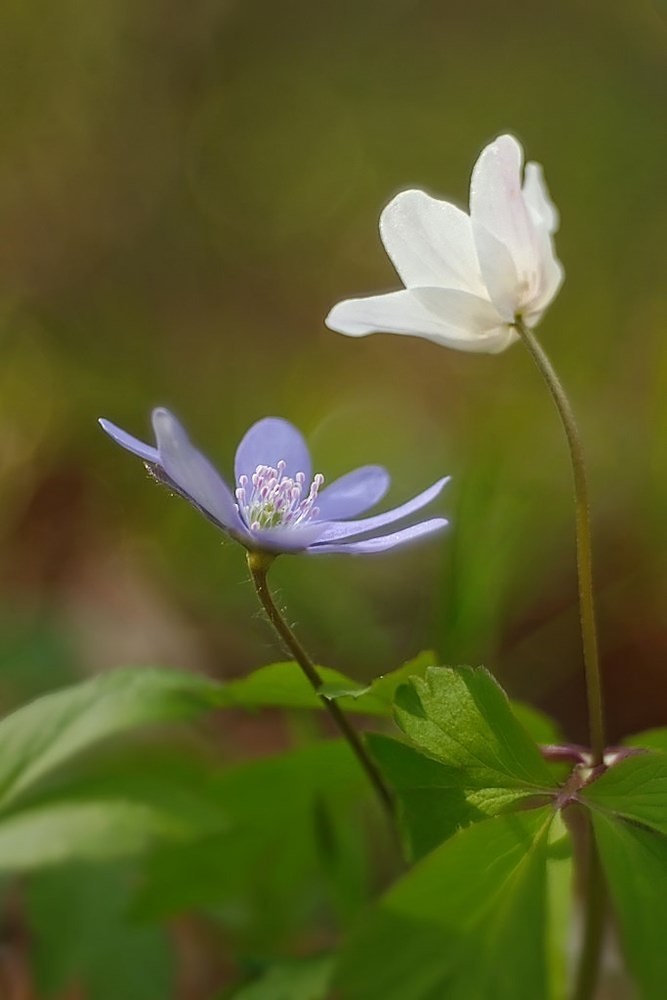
[218,651,436,716]
[0,668,220,811]
[582,752,667,835]
[593,813,667,1000]
[394,666,556,796]
[367,733,528,859]
[334,809,553,1000]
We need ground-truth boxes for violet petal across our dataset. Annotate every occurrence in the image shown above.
[99,418,160,465]
[315,476,450,543]
[247,523,329,553]
[152,408,244,533]
[315,465,390,521]
[234,417,312,486]
[308,517,448,555]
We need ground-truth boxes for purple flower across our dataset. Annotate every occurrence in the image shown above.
[99,409,449,556]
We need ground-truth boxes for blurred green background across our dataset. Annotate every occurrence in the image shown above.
[0,0,665,995]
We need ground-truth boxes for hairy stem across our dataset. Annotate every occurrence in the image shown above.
[247,551,396,824]
[514,319,605,766]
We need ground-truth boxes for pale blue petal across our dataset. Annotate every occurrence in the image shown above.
[99,418,159,465]
[235,417,312,486]
[152,408,243,533]
[246,523,327,553]
[314,477,450,543]
[315,465,390,521]
[308,518,448,555]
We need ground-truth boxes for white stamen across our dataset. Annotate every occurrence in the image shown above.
[236,460,325,532]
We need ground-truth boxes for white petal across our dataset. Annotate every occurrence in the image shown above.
[412,287,504,334]
[325,289,465,341]
[472,223,520,321]
[470,135,539,281]
[326,288,515,354]
[527,225,565,317]
[379,190,483,293]
[523,162,559,234]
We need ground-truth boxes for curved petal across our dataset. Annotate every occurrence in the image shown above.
[98,418,159,465]
[379,190,484,294]
[523,162,559,234]
[528,224,565,316]
[245,523,328,554]
[315,465,390,521]
[413,286,504,335]
[472,223,520,321]
[152,408,243,532]
[149,464,254,544]
[326,289,463,341]
[235,417,311,486]
[470,135,539,281]
[308,517,448,555]
[326,288,514,354]
[315,476,450,543]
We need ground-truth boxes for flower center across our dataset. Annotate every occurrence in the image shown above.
[235,461,324,532]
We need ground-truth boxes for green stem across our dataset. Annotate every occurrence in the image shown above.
[513,318,607,1000]
[513,319,605,766]
[246,551,396,825]
[572,818,606,1000]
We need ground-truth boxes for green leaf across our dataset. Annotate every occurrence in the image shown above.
[545,815,574,1000]
[0,668,221,811]
[229,955,333,999]
[582,752,667,835]
[593,813,667,1000]
[334,809,553,1000]
[624,727,667,753]
[0,747,228,872]
[394,666,557,795]
[218,661,369,711]
[218,651,436,716]
[367,733,522,859]
[0,801,191,870]
[26,863,174,1000]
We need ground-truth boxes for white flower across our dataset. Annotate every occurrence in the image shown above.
[325,134,563,354]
